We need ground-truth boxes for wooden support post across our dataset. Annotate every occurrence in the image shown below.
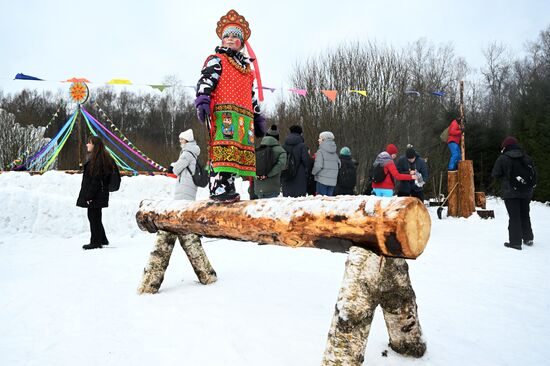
[322,246,426,365]
[447,171,459,217]
[459,80,466,161]
[475,192,486,209]
[458,160,475,218]
[138,230,217,294]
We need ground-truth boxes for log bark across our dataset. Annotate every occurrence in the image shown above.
[138,230,217,294]
[322,246,426,365]
[458,160,475,218]
[475,192,486,209]
[476,209,495,219]
[447,171,459,217]
[136,195,431,259]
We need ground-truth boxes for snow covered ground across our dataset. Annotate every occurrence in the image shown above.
[1,171,549,366]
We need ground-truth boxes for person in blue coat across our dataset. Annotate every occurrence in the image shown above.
[396,147,428,202]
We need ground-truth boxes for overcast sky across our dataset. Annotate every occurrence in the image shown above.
[1,0,548,110]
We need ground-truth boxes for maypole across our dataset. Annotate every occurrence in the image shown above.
[68,81,89,170]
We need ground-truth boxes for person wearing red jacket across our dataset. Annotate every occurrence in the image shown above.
[371,144,417,197]
[447,118,462,171]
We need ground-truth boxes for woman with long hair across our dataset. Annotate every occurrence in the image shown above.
[76,136,116,250]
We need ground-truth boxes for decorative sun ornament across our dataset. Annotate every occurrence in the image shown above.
[69,82,89,104]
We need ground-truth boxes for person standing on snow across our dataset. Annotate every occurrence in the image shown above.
[311,131,340,196]
[334,146,358,195]
[76,136,117,250]
[371,144,417,197]
[194,9,266,202]
[491,136,536,250]
[281,125,310,197]
[396,147,428,201]
[167,129,201,200]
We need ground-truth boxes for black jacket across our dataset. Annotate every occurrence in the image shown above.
[335,155,358,195]
[491,145,534,199]
[76,161,111,208]
[281,132,310,197]
[395,153,429,194]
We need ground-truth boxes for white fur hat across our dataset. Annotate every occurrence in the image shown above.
[179,129,194,142]
[319,131,334,141]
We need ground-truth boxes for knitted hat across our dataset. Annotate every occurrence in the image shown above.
[216,10,251,42]
[319,131,335,141]
[406,147,416,159]
[179,129,194,142]
[501,136,518,149]
[386,144,398,155]
[340,147,351,156]
[289,125,303,134]
[266,124,279,140]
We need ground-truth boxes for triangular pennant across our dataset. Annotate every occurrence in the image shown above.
[288,88,307,96]
[149,85,168,92]
[65,77,91,83]
[405,90,421,96]
[107,79,132,85]
[14,73,44,81]
[349,90,368,97]
[431,91,446,97]
[321,90,337,102]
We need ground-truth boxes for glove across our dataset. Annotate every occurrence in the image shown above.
[166,165,174,174]
[194,95,211,123]
[254,113,266,137]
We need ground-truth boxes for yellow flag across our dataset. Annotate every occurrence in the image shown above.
[349,90,368,97]
[107,79,132,85]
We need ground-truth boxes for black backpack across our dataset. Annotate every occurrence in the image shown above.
[508,155,537,192]
[255,145,277,176]
[369,163,387,183]
[281,145,298,181]
[108,166,121,192]
[337,160,357,189]
[186,152,209,188]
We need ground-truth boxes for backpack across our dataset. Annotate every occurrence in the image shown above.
[440,126,449,142]
[337,160,357,189]
[369,163,387,183]
[508,155,537,192]
[281,145,298,181]
[107,166,121,192]
[186,152,209,188]
[255,145,277,177]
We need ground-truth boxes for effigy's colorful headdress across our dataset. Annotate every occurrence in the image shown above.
[216,9,251,43]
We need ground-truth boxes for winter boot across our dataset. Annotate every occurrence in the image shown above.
[504,242,522,250]
[523,239,534,246]
[83,243,103,250]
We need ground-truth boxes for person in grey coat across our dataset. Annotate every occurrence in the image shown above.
[311,131,340,196]
[169,129,201,200]
[254,135,287,198]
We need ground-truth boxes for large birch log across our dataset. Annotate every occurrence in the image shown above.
[322,246,426,366]
[136,195,431,259]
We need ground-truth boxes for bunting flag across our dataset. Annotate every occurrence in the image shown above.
[321,90,337,102]
[149,85,168,92]
[405,90,421,96]
[259,86,276,93]
[107,79,132,85]
[65,77,91,83]
[14,73,43,81]
[289,88,307,96]
[431,91,446,97]
[349,90,368,97]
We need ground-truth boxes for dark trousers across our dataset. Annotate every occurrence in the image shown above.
[398,190,425,202]
[87,207,108,245]
[504,198,533,245]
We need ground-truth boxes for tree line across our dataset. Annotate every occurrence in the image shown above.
[1,27,548,201]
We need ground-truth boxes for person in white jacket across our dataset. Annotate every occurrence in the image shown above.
[169,129,201,200]
[311,131,341,196]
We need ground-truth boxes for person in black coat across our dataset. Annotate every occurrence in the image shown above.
[396,147,429,201]
[281,125,310,197]
[335,147,358,195]
[491,136,535,250]
[76,136,116,250]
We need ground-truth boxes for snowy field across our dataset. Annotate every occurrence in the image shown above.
[1,171,549,366]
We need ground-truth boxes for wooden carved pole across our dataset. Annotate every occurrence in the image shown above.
[322,247,426,365]
[460,80,465,160]
[136,195,431,259]
[138,230,217,294]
